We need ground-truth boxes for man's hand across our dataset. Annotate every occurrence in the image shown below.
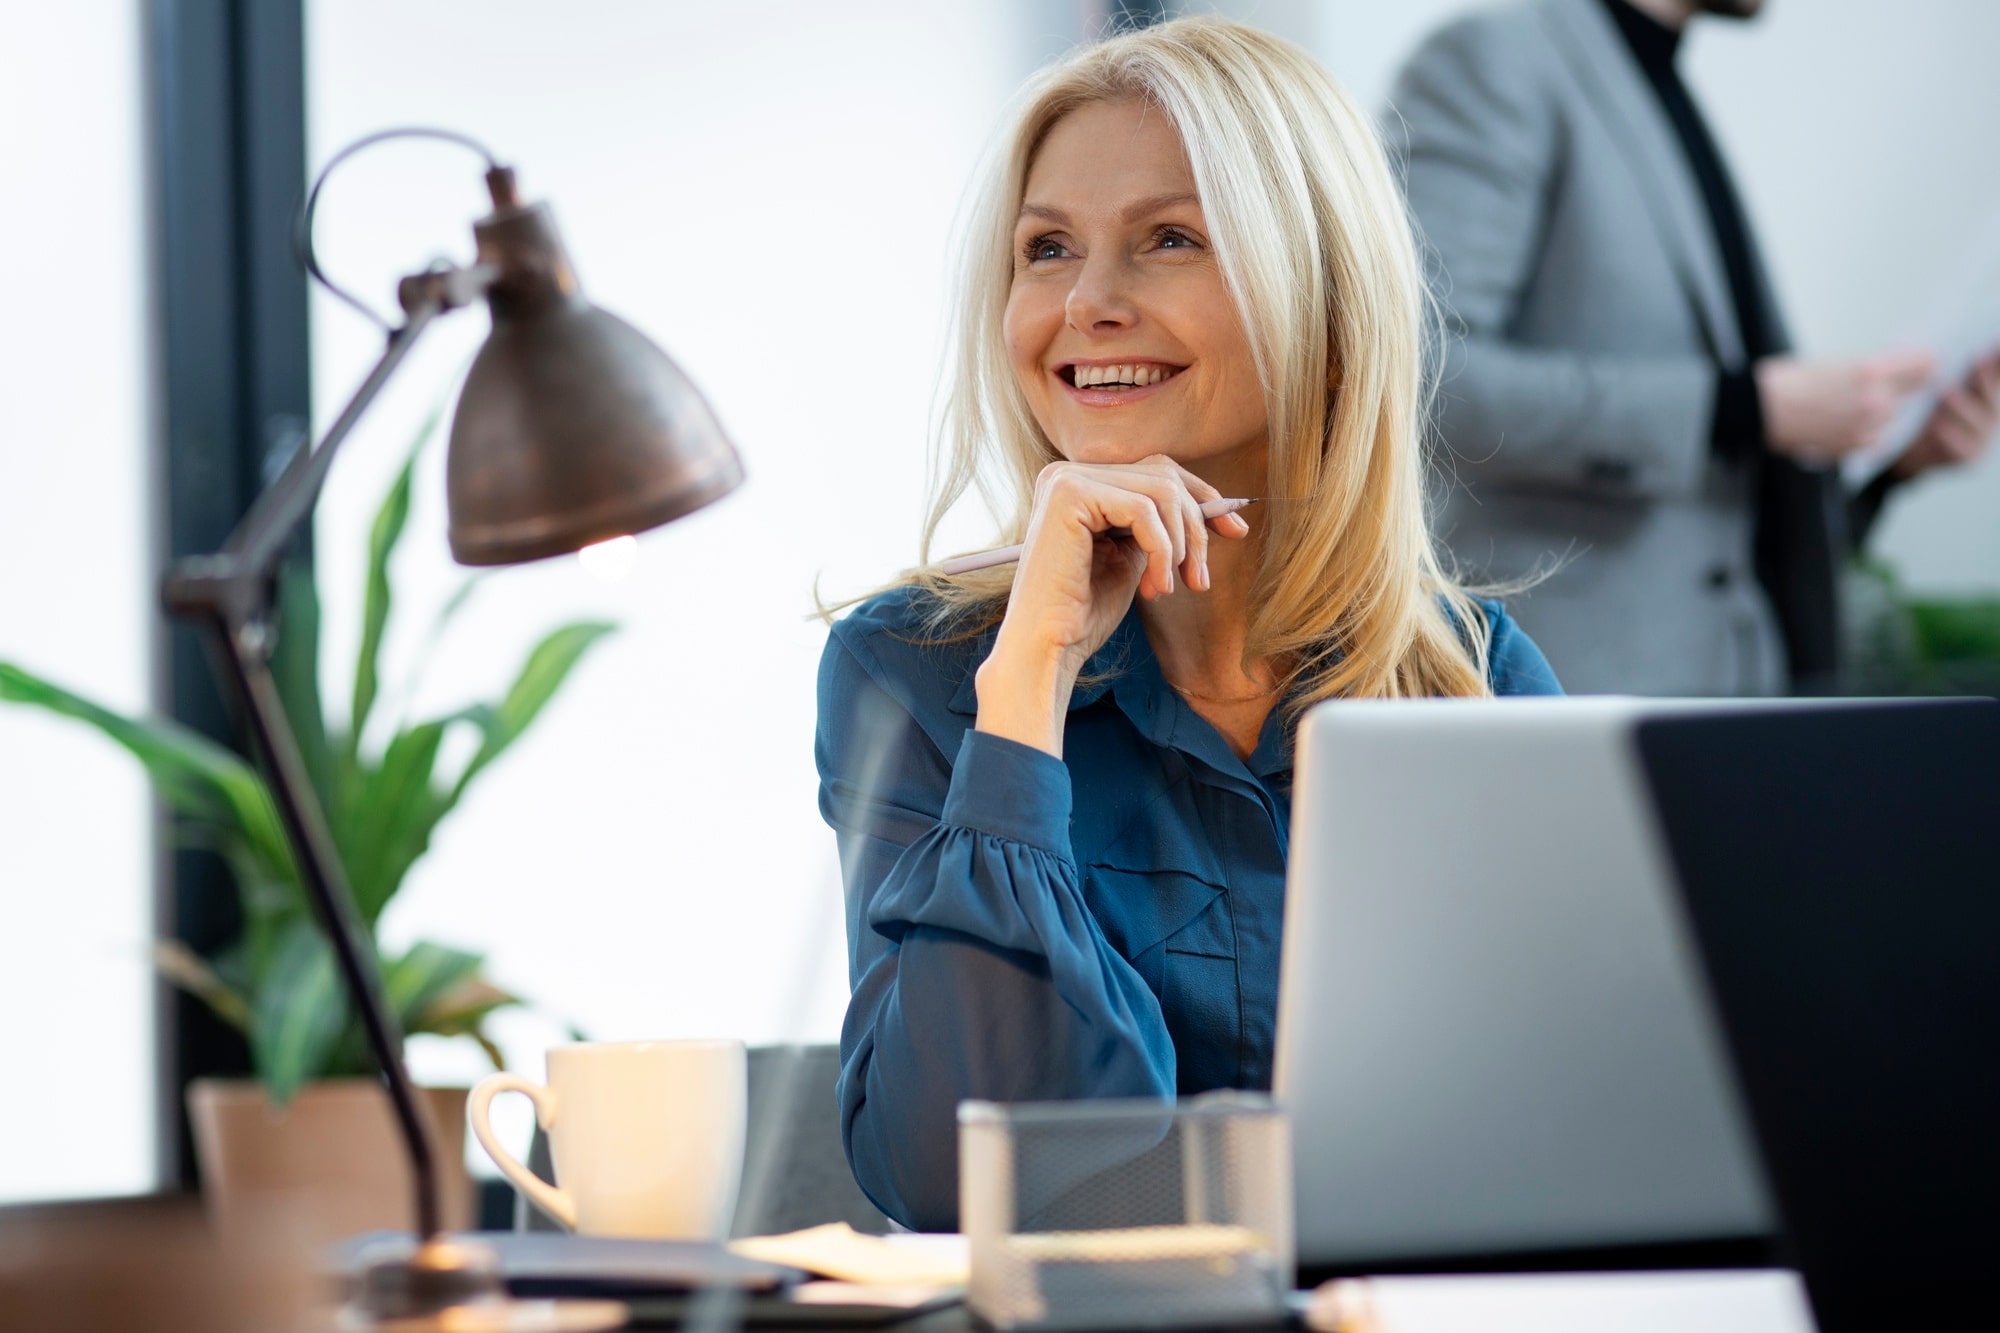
[1890,347,2000,481]
[1756,351,1936,465]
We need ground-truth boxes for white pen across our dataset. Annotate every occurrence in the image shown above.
[938,497,1259,576]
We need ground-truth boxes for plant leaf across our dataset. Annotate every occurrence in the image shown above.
[340,719,449,923]
[154,939,252,1032]
[382,941,485,1034]
[349,403,443,762]
[471,1032,507,1072]
[1909,597,2000,663]
[414,975,524,1036]
[0,662,294,885]
[251,918,350,1105]
[449,621,617,804]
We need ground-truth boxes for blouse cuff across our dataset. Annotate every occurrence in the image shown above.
[941,730,1074,857]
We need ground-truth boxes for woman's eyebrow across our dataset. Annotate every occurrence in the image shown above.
[1120,191,1200,223]
[1016,192,1203,228]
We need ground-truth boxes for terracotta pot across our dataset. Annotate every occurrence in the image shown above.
[188,1080,474,1248]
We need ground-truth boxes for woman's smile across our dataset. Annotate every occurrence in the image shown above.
[1056,357,1189,405]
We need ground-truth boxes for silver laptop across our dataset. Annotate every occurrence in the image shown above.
[1273,697,1777,1268]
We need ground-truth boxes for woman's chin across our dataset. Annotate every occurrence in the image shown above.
[1058,441,1165,467]
[1056,437,1263,476]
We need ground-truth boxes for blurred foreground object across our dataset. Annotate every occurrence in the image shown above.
[0,1197,313,1333]
[163,126,742,1328]
[1302,1279,1384,1333]
[960,1093,1292,1331]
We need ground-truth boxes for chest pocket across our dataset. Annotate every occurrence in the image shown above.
[1082,864,1241,1094]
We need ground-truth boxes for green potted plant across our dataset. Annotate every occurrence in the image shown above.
[0,410,609,1240]
[1845,558,2000,697]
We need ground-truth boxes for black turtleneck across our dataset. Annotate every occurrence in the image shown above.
[1602,0,1769,461]
[1601,0,1901,691]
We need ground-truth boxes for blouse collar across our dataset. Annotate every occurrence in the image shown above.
[947,603,1295,788]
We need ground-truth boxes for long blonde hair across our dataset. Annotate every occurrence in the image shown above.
[900,15,1491,702]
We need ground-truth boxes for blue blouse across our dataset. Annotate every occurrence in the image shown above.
[815,588,1561,1230]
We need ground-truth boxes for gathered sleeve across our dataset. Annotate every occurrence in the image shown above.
[1482,599,1565,696]
[815,627,1176,1231]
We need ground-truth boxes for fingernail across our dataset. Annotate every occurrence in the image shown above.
[1199,559,1210,589]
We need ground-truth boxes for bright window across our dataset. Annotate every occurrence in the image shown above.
[0,5,158,1204]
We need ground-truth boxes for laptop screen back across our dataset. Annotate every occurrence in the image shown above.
[1635,699,2000,1332]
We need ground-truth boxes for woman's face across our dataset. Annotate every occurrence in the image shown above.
[1005,98,1268,480]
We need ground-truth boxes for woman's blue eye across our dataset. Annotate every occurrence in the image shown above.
[1157,228,1197,249]
[1024,236,1069,262]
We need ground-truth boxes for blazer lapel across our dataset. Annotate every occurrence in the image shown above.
[1537,0,1745,367]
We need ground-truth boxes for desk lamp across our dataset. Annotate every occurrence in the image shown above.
[165,127,744,1328]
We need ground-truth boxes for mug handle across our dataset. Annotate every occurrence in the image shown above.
[467,1072,577,1230]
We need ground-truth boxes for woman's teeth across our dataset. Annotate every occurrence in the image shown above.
[1071,363,1176,389]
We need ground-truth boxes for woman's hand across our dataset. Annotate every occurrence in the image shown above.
[974,455,1252,756]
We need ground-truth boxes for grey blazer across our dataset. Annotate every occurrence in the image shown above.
[1391,0,1794,695]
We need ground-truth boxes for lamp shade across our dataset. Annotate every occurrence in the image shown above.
[446,195,743,567]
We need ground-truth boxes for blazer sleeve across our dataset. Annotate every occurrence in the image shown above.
[1391,15,1716,503]
[816,627,1176,1232]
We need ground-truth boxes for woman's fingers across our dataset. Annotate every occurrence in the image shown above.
[1063,465,1186,580]
[1073,455,1238,590]
[1100,487,1177,598]
[1040,456,1255,596]
[1045,469,1177,597]
[1140,458,1219,589]
[1179,490,1210,591]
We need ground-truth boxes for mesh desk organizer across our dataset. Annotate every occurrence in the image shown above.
[959,1093,1293,1330]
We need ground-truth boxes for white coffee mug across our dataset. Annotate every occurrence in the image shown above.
[468,1039,747,1239]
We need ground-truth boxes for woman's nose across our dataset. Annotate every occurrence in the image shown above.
[1064,254,1140,333]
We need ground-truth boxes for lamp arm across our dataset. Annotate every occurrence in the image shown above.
[228,263,494,583]
[165,265,492,1241]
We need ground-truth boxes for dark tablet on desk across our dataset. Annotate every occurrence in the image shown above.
[1639,698,2000,1333]
[328,1230,802,1298]
[623,1287,966,1328]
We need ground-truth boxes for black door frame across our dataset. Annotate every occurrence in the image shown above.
[149,0,312,1190]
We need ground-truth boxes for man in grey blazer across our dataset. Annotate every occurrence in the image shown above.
[1392,0,1999,694]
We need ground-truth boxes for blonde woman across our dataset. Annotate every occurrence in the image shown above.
[816,16,1561,1230]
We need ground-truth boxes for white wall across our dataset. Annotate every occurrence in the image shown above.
[1321,0,2000,593]
[303,3,1041,1144]
[0,3,157,1202]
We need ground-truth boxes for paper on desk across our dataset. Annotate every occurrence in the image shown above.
[1844,207,2000,484]
[1004,1223,1267,1262]
[727,1224,969,1287]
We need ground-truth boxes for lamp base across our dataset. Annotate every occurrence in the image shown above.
[341,1236,625,1332]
